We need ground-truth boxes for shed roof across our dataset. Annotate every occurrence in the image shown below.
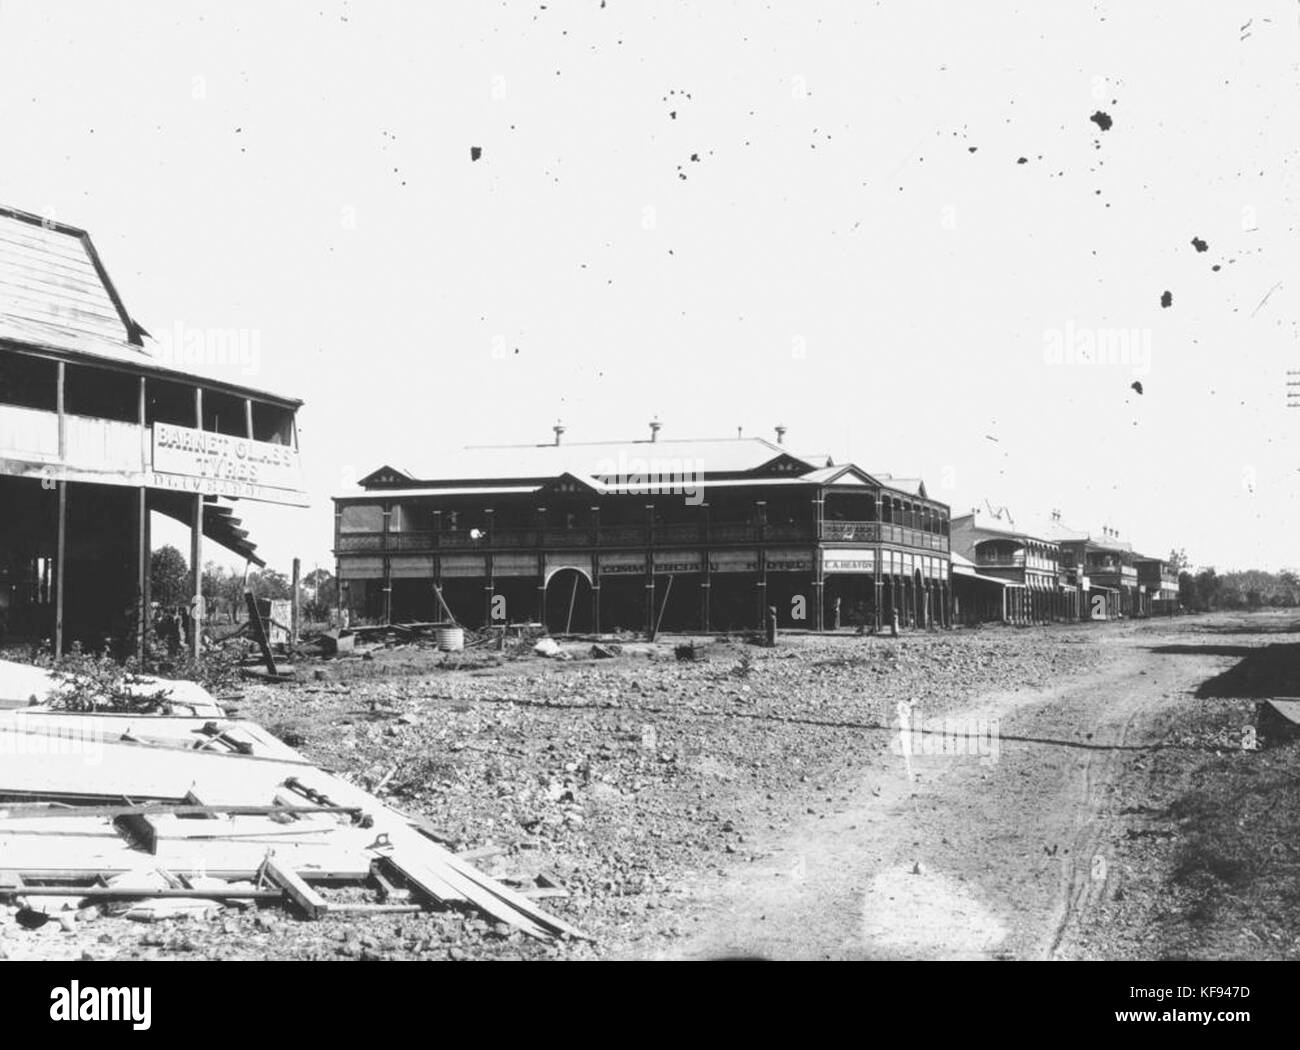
[0,205,300,408]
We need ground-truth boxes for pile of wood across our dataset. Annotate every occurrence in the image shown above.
[0,700,587,941]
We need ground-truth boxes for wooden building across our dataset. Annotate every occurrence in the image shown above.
[1042,515,1138,619]
[1134,556,1181,615]
[0,205,306,657]
[950,507,1076,623]
[333,427,952,634]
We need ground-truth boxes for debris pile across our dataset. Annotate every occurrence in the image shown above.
[0,659,586,943]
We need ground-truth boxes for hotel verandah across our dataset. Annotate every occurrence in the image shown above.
[333,425,954,634]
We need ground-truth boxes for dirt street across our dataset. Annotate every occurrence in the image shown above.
[639,619,1225,960]
[5,610,1293,962]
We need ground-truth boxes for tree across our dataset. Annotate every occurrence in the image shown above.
[248,568,292,599]
[302,568,337,621]
[201,562,248,624]
[1167,548,1190,573]
[1194,567,1221,612]
[150,546,190,608]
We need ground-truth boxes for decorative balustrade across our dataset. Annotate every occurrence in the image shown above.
[337,519,952,554]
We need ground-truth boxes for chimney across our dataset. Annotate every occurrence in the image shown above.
[774,424,787,445]
[553,422,565,446]
[649,420,661,442]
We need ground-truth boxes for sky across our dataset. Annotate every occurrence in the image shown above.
[2,0,1298,574]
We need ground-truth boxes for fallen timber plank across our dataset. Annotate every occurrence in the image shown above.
[0,804,363,822]
[118,815,345,855]
[264,856,327,919]
[0,866,370,883]
[377,854,469,906]
[0,711,307,764]
[0,834,376,875]
[279,772,589,940]
[0,714,588,940]
[370,867,411,902]
[0,885,284,901]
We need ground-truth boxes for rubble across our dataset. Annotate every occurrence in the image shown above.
[0,666,587,945]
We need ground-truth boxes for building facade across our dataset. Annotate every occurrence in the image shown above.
[333,429,953,634]
[0,205,306,657]
[1134,557,1181,615]
[950,507,1075,623]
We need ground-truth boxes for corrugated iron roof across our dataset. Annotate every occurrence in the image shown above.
[871,474,926,496]
[0,205,300,407]
[397,437,818,485]
[0,206,142,348]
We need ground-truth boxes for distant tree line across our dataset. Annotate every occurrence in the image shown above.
[1168,550,1300,611]
[149,546,337,624]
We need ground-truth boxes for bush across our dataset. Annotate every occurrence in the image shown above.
[30,644,172,714]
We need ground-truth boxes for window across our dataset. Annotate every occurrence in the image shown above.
[339,504,383,533]
[0,353,57,410]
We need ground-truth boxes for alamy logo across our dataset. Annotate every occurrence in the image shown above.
[154,320,262,377]
[591,453,704,505]
[1043,321,1152,376]
[891,700,1000,774]
[49,982,151,1030]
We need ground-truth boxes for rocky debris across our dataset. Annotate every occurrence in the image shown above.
[13,627,1105,961]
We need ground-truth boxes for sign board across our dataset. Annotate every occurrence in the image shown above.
[653,551,702,574]
[765,548,813,572]
[151,423,305,506]
[598,552,645,576]
[823,548,875,574]
[709,551,758,574]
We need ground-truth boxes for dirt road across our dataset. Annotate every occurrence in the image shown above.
[9,612,1281,962]
[637,617,1248,960]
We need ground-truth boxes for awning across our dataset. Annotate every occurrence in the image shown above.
[148,492,265,567]
[952,566,1022,588]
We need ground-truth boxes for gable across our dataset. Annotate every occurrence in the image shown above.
[751,453,815,477]
[359,465,413,488]
[537,471,601,497]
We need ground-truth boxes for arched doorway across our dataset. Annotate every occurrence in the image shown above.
[544,567,594,634]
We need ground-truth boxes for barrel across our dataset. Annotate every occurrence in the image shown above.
[435,626,465,652]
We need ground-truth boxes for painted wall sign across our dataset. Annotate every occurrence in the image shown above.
[823,548,876,574]
[147,469,308,507]
[152,423,303,494]
[765,554,813,572]
[709,551,758,573]
[598,551,645,576]
[653,550,702,574]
